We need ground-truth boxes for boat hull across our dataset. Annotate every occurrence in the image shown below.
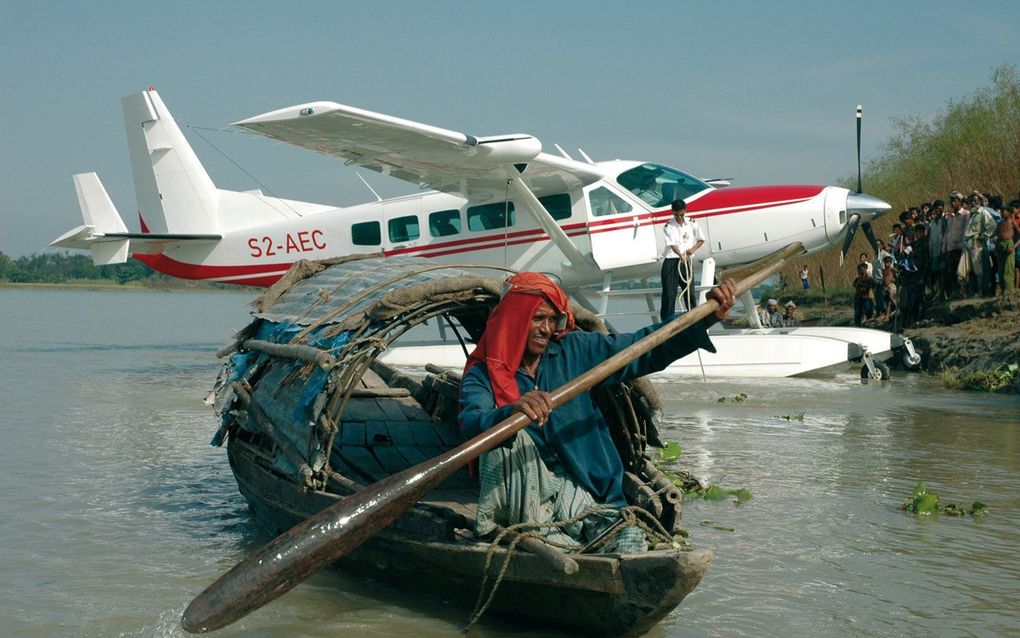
[227,437,711,636]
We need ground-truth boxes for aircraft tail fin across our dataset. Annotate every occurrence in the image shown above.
[122,88,220,235]
[50,173,131,264]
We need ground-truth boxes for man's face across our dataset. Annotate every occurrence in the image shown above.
[673,209,685,223]
[526,301,558,358]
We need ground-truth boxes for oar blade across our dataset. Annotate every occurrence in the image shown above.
[182,455,458,632]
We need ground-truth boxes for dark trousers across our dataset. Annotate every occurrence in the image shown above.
[660,258,692,321]
[944,249,962,297]
[853,298,874,326]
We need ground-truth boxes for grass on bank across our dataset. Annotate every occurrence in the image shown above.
[938,363,1020,393]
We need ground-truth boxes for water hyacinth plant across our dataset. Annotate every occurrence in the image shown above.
[900,482,988,516]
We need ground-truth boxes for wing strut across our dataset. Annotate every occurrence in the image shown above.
[504,170,593,275]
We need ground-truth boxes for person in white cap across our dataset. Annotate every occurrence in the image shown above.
[781,300,801,327]
[758,298,782,327]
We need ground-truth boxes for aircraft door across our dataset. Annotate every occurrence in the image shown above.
[585,185,658,270]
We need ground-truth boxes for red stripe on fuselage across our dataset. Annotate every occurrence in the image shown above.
[690,185,825,211]
[134,253,293,280]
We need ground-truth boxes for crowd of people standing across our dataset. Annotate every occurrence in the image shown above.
[852,192,1020,327]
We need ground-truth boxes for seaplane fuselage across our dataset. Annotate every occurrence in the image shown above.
[53,89,891,290]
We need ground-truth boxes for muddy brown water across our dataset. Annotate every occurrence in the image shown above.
[2,288,1017,637]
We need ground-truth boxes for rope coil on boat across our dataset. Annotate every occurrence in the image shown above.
[463,505,682,634]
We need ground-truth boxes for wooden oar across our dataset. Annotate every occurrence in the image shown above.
[181,247,796,633]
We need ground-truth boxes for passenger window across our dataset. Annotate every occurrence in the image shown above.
[388,215,420,243]
[428,209,461,237]
[467,202,516,231]
[538,193,572,221]
[588,187,633,217]
[351,221,381,246]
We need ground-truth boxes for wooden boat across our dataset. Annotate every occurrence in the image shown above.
[210,254,711,636]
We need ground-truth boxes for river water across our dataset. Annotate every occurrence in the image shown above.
[1,288,1017,637]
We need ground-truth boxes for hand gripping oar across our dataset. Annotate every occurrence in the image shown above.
[181,247,797,633]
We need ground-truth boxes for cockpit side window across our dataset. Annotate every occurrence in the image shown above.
[616,163,710,207]
[587,187,633,217]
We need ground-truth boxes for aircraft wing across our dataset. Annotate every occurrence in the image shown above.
[233,102,603,201]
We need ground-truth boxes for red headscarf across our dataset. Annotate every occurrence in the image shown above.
[464,272,575,406]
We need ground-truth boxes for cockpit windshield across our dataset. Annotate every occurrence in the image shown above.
[616,163,710,208]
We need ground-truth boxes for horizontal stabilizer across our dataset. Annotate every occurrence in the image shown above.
[90,239,130,265]
[51,172,221,264]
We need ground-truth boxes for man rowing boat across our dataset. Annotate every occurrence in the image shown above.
[458,272,736,551]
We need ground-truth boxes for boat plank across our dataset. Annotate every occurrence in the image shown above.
[375,398,409,422]
[430,420,461,447]
[373,445,413,474]
[397,399,433,421]
[341,398,388,421]
[328,454,363,485]
[361,368,388,389]
[395,445,432,466]
[337,447,387,483]
[385,421,418,447]
[340,420,366,446]
[365,420,392,445]
[407,420,443,447]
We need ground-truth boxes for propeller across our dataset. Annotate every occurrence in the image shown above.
[856,105,863,195]
[841,105,883,260]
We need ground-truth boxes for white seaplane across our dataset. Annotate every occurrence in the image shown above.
[52,88,917,378]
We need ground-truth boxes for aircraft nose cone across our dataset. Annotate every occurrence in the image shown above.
[846,192,891,220]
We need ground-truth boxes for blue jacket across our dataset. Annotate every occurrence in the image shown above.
[459,316,715,507]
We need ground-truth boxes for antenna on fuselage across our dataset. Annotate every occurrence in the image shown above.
[355,173,382,202]
[577,148,595,164]
[553,144,574,160]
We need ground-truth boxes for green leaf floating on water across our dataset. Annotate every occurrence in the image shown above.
[914,493,939,515]
[688,484,752,504]
[733,488,753,503]
[659,441,682,462]
[901,482,989,517]
[700,485,730,501]
[775,413,805,422]
[699,520,735,532]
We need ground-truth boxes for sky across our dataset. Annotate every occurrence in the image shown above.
[1,0,1017,257]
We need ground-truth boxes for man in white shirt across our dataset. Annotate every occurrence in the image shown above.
[660,199,705,320]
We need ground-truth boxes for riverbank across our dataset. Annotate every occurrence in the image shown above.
[904,292,1020,393]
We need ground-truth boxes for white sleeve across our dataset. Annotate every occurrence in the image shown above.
[693,221,706,242]
[664,223,680,247]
